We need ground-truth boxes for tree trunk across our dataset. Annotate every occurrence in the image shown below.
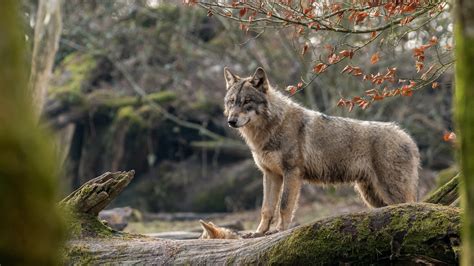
[454,0,474,264]
[29,0,62,116]
[62,171,461,264]
[0,1,64,264]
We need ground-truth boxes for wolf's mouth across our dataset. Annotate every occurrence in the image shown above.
[228,117,250,128]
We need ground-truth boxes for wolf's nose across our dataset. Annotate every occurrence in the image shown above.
[228,118,238,128]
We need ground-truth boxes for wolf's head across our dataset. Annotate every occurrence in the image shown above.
[199,220,241,239]
[223,67,269,128]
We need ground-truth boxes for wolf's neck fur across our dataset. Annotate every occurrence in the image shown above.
[239,88,300,150]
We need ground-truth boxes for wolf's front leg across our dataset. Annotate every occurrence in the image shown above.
[277,171,302,231]
[255,171,282,235]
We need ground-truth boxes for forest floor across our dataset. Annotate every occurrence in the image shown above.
[124,197,365,235]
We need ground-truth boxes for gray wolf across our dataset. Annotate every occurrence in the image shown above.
[223,67,419,236]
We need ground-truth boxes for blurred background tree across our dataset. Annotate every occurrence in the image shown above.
[454,0,474,264]
[0,0,64,264]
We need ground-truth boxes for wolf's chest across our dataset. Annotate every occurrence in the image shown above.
[252,151,284,175]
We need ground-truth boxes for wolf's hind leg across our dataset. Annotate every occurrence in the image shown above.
[277,172,302,231]
[355,181,387,208]
[256,172,282,234]
[372,165,418,205]
[373,174,417,205]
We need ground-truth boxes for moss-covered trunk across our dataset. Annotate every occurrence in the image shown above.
[454,0,474,264]
[65,203,460,264]
[424,173,459,205]
[0,1,64,264]
[62,171,461,264]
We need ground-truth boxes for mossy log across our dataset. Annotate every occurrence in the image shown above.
[66,204,460,264]
[424,173,459,206]
[60,171,135,216]
[44,90,176,129]
[63,171,461,264]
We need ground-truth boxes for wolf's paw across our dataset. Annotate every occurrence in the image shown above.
[264,229,280,236]
[242,232,264,238]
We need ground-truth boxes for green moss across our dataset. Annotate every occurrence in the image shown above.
[266,204,459,265]
[65,245,94,265]
[403,204,460,256]
[50,52,96,95]
[147,91,176,104]
[64,210,117,239]
[117,106,144,126]
[225,255,237,265]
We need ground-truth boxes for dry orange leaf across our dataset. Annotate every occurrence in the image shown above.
[443,132,456,142]
[301,43,309,55]
[286,85,297,95]
[339,50,354,59]
[313,63,328,74]
[239,7,247,17]
[416,61,424,73]
[370,52,380,64]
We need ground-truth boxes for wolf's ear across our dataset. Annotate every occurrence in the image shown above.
[199,220,219,238]
[224,67,239,89]
[251,67,269,93]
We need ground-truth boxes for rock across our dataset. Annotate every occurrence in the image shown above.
[99,207,142,231]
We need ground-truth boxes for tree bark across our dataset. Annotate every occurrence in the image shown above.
[29,0,62,116]
[62,171,461,264]
[454,0,474,264]
[60,171,135,216]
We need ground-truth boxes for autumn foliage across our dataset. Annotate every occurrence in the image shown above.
[191,0,453,112]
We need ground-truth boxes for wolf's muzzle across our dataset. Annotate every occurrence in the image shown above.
[228,117,238,128]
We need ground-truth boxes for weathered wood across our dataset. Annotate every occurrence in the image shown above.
[424,173,459,205]
[65,204,460,264]
[60,171,134,216]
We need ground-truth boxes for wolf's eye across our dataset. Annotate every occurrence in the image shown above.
[228,98,235,104]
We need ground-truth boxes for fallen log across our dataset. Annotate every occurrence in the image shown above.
[62,171,461,264]
[424,173,459,206]
[66,203,460,264]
